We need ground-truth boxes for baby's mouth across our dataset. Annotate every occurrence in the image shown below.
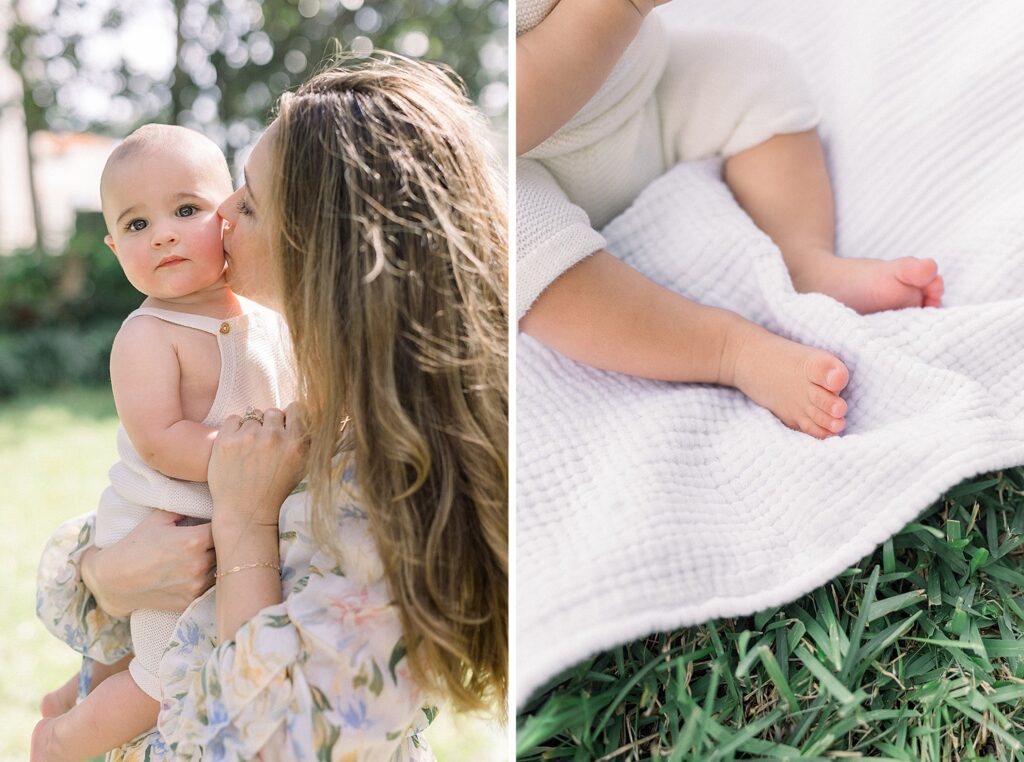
[157,255,187,269]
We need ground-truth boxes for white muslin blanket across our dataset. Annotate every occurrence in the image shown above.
[517,1,1024,706]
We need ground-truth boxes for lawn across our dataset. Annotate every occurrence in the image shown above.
[0,387,505,761]
[517,470,1024,761]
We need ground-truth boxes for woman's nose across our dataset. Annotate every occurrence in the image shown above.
[218,191,239,223]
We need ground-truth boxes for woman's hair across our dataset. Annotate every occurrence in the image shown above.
[269,53,507,714]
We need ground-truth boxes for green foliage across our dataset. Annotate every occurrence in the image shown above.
[0,321,120,399]
[0,247,60,330]
[0,212,140,332]
[58,213,143,327]
[6,0,507,165]
[0,212,137,398]
[517,470,1024,761]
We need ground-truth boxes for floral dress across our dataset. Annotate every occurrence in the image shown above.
[36,480,438,761]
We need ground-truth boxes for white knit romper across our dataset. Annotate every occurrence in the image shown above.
[94,298,297,701]
[516,0,821,319]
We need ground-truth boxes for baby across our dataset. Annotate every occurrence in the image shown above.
[517,0,944,438]
[32,124,295,761]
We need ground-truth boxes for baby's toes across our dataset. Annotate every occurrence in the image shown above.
[804,353,849,394]
[807,403,845,435]
[894,257,939,288]
[795,416,835,440]
[808,384,847,418]
[922,274,944,308]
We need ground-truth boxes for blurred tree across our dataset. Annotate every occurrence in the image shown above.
[4,0,507,171]
[4,0,51,252]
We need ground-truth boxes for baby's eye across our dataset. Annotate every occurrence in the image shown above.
[177,204,198,217]
[236,200,253,217]
[125,219,147,232]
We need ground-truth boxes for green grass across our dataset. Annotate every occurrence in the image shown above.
[0,386,118,762]
[517,470,1024,761]
[0,387,505,761]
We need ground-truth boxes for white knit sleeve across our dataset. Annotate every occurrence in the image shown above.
[517,158,607,321]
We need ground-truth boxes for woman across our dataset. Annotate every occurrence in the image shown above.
[36,54,508,760]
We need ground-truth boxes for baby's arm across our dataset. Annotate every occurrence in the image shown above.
[517,0,665,155]
[110,317,216,482]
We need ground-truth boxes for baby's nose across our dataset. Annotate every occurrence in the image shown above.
[152,229,180,247]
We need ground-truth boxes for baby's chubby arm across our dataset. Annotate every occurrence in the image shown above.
[110,317,217,482]
[517,0,668,155]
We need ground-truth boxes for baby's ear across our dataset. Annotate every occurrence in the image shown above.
[104,234,117,255]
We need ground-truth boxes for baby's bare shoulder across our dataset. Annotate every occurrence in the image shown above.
[112,314,176,356]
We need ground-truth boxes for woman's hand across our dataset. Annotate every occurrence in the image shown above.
[81,510,215,617]
[208,402,309,538]
[209,403,306,640]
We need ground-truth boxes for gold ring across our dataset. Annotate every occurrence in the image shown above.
[238,405,264,426]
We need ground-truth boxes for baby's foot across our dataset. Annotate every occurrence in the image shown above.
[40,673,79,718]
[792,254,943,314]
[31,717,72,762]
[723,321,849,439]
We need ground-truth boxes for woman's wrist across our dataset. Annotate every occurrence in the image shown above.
[212,513,280,540]
[213,520,280,568]
[213,522,283,642]
[212,496,278,531]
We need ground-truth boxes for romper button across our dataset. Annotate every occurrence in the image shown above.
[219,322,231,334]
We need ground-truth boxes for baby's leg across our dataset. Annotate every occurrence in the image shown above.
[725,130,943,313]
[522,250,849,438]
[655,30,942,313]
[41,654,133,718]
[31,670,158,762]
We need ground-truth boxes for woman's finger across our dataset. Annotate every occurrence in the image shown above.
[263,407,285,429]
[221,414,242,434]
[184,521,215,551]
[283,401,307,435]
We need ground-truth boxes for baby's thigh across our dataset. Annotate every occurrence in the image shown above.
[656,29,819,165]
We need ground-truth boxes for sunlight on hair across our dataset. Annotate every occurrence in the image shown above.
[269,52,508,718]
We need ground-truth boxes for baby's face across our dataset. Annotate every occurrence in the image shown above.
[102,147,231,301]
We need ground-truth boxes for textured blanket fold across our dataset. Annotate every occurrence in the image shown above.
[516,1,1024,707]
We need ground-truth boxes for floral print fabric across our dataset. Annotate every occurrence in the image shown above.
[37,485,437,761]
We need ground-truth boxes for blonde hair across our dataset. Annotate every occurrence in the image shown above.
[269,54,508,714]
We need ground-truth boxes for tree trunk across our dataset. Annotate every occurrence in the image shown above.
[169,0,186,123]
[8,1,45,252]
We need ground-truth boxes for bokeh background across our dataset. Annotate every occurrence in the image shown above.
[0,0,507,759]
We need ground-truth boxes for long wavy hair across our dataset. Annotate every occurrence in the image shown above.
[268,54,508,714]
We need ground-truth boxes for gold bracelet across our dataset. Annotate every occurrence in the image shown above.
[215,561,282,579]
